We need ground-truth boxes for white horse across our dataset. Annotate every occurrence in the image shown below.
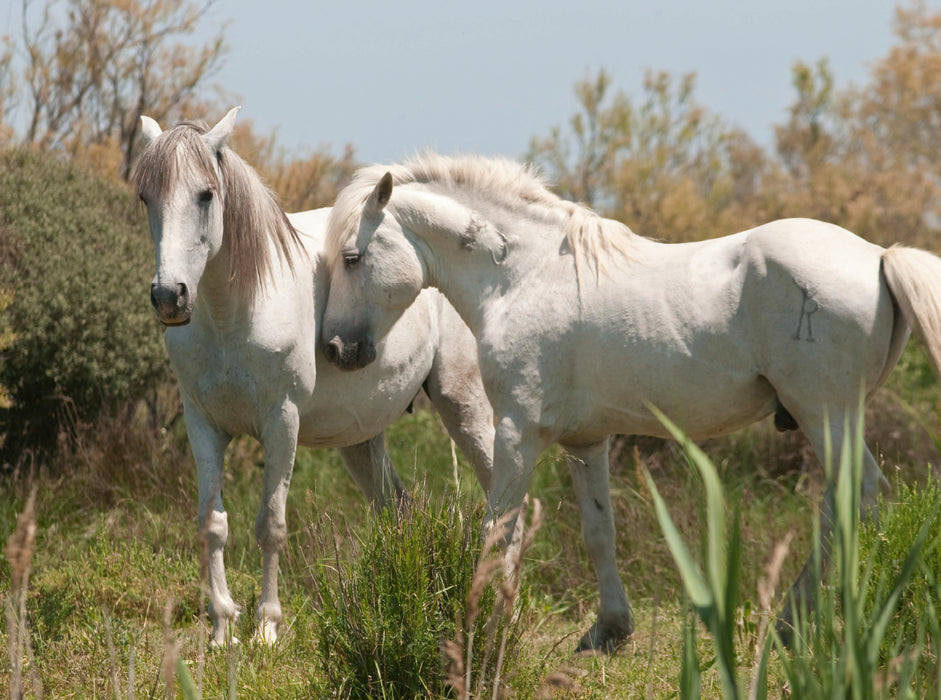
[319,152,941,652]
[135,112,493,646]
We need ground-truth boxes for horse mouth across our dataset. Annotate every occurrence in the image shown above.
[160,317,191,327]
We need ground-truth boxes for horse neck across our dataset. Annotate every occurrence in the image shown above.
[397,188,567,335]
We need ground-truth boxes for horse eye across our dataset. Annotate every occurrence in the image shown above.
[198,189,214,204]
[343,252,361,269]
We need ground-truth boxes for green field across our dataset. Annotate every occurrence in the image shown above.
[3,345,941,698]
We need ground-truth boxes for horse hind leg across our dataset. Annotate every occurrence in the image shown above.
[775,408,889,642]
[338,433,409,510]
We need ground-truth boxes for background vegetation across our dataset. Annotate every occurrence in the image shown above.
[2,0,941,697]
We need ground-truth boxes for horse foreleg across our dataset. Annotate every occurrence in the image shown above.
[254,404,300,645]
[486,416,544,526]
[566,440,633,653]
[185,399,237,646]
[338,433,409,510]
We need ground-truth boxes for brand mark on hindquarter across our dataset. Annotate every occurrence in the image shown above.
[793,283,818,342]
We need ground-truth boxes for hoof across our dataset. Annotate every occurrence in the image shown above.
[575,613,633,654]
[208,615,240,648]
[252,618,279,646]
[208,633,239,649]
[774,615,796,648]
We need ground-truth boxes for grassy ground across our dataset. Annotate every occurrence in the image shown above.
[2,345,940,697]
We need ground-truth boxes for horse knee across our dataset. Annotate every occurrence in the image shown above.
[255,510,287,552]
[201,509,229,549]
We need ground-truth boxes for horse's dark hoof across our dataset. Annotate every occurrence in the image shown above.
[774,616,796,648]
[575,613,633,654]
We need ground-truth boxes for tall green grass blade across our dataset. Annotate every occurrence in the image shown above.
[866,502,938,669]
[749,634,771,700]
[679,605,701,700]
[645,471,712,610]
[647,405,741,700]
[648,406,728,614]
[177,656,201,700]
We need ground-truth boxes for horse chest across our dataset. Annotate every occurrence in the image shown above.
[166,330,312,435]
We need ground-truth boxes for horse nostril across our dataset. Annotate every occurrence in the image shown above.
[324,337,342,366]
[176,282,188,306]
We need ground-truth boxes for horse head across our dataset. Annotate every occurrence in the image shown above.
[136,107,241,325]
[322,172,428,370]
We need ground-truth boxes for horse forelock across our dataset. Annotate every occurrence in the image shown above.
[325,152,635,277]
[134,121,302,306]
[135,121,219,204]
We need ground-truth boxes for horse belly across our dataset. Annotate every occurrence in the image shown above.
[566,351,777,443]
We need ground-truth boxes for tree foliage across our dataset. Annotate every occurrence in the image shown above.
[14,0,227,181]
[227,118,358,213]
[527,68,771,242]
[529,2,941,251]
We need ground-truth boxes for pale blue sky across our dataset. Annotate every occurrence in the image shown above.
[5,1,918,164]
[203,0,907,164]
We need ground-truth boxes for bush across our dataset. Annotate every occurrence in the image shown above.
[308,488,537,699]
[0,147,168,465]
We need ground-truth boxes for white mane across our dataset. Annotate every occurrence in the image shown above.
[326,152,637,279]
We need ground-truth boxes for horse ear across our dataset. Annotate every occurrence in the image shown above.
[140,115,162,144]
[203,106,242,153]
[365,172,393,220]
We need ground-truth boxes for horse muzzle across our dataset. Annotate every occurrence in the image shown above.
[151,282,193,326]
[324,334,377,371]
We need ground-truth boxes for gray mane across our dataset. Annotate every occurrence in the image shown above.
[134,120,302,305]
[326,152,636,279]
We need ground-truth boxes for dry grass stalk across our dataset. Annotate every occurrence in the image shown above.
[104,608,123,700]
[5,484,40,700]
[444,496,544,700]
[748,532,794,700]
[162,601,177,700]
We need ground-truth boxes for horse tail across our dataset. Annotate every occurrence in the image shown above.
[882,244,941,375]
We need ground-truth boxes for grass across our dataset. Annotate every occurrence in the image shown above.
[2,343,941,697]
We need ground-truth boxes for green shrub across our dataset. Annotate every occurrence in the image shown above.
[0,147,168,463]
[308,488,535,699]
